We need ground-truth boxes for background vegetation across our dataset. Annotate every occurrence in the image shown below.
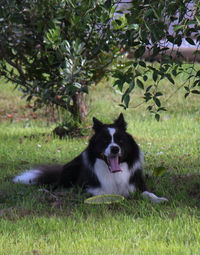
[1,0,200,128]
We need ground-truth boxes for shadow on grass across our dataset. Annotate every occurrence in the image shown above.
[0,173,199,220]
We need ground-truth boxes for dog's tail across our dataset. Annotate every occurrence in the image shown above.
[13,165,63,186]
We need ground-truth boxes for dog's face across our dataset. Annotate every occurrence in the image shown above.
[91,113,130,172]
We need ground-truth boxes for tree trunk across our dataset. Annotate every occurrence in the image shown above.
[72,92,88,123]
[53,92,87,138]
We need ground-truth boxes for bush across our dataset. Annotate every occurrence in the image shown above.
[0,0,125,124]
[0,0,199,124]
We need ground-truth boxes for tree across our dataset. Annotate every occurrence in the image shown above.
[0,0,125,126]
[0,0,199,126]
[112,0,200,120]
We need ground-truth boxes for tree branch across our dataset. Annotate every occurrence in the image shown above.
[0,46,26,81]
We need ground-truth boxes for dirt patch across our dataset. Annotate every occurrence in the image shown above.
[170,174,200,204]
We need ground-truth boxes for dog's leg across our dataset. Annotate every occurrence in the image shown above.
[130,169,147,192]
[141,191,168,203]
[131,170,168,203]
[86,187,105,196]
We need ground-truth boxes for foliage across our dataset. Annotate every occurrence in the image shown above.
[0,0,200,122]
[112,0,200,119]
[0,0,125,123]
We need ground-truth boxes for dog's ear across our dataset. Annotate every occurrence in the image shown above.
[114,113,127,131]
[93,117,104,132]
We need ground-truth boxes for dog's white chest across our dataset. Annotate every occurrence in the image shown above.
[87,159,135,197]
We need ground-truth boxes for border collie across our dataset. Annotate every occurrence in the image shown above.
[13,114,168,203]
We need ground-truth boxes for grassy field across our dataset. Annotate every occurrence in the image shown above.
[0,75,200,255]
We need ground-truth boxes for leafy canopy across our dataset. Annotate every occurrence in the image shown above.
[0,0,124,117]
[0,0,200,122]
[112,0,200,119]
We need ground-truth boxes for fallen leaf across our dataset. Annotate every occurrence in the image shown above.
[153,166,167,177]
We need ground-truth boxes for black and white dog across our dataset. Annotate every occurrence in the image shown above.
[13,114,167,203]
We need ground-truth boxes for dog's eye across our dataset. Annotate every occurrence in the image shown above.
[103,135,110,142]
[114,133,124,144]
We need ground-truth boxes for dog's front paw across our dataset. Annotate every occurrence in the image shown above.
[151,196,168,203]
[142,191,168,203]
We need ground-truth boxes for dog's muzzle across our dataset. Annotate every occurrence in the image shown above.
[103,146,122,173]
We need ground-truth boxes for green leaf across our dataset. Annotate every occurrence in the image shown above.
[196,71,200,77]
[174,35,182,46]
[136,79,144,89]
[191,90,200,94]
[146,85,152,92]
[81,86,88,94]
[115,19,122,26]
[155,92,163,97]
[157,107,166,112]
[153,97,161,107]
[167,35,174,43]
[139,61,146,67]
[193,79,200,86]
[144,9,153,18]
[73,82,81,89]
[185,92,190,98]
[153,70,158,82]
[147,105,153,111]
[76,42,85,55]
[173,24,184,32]
[127,81,135,93]
[186,37,196,46]
[119,104,127,110]
[113,79,121,87]
[104,0,112,9]
[134,46,145,58]
[166,74,175,84]
[153,166,166,177]
[144,92,152,102]
[143,75,148,81]
[123,94,130,108]
[155,114,160,121]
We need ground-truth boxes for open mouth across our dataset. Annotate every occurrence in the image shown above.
[106,156,122,173]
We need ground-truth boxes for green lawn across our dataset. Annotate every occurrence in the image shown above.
[0,76,200,255]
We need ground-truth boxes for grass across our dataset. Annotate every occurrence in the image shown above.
[0,75,200,255]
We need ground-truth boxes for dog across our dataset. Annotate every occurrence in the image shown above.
[13,113,168,203]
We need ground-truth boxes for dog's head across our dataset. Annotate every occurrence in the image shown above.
[90,113,131,173]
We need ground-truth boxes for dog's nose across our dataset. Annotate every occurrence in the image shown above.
[110,146,120,155]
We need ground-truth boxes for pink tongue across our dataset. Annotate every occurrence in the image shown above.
[108,157,121,173]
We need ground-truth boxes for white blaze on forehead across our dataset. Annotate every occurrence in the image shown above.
[108,128,116,142]
[104,127,121,157]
